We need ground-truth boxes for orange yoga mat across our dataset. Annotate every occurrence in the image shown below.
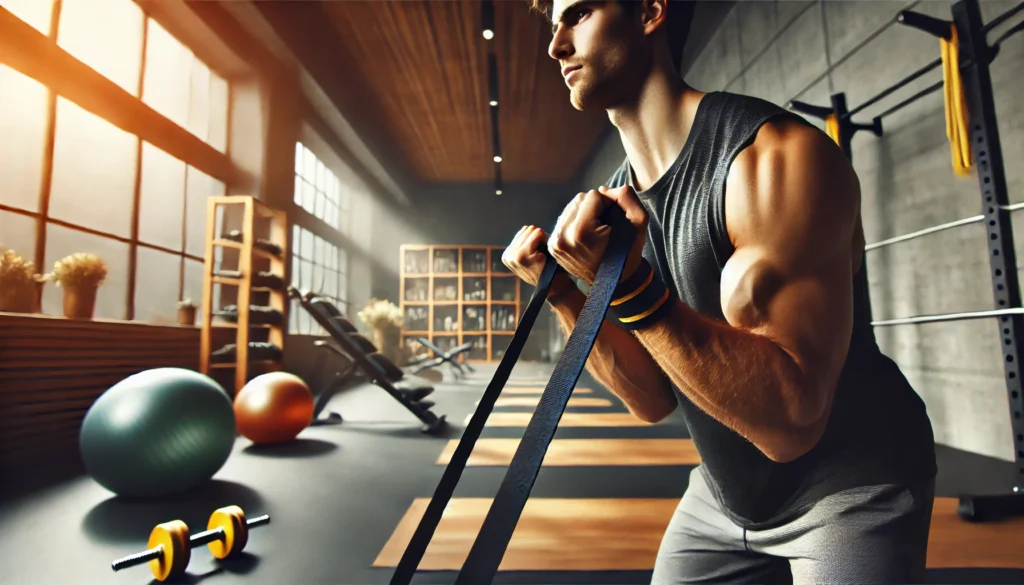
[464,412,651,427]
[501,387,593,394]
[483,397,613,408]
[374,497,1024,571]
[436,438,701,466]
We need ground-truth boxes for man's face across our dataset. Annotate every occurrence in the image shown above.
[548,0,650,111]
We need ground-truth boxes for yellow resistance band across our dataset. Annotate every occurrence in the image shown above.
[824,114,841,146]
[941,25,972,176]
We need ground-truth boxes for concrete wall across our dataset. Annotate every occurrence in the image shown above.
[576,0,1024,462]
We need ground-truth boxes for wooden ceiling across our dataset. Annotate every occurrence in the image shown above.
[259,0,610,186]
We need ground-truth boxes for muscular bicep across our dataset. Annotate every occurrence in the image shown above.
[721,246,854,396]
[720,119,861,414]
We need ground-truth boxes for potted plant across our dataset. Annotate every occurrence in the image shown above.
[50,252,107,319]
[0,249,44,314]
[357,298,406,364]
[177,299,197,326]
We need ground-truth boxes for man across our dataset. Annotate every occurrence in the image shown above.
[501,0,937,583]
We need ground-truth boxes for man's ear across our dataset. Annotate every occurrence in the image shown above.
[639,0,670,36]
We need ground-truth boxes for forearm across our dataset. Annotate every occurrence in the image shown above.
[548,288,677,422]
[633,300,821,462]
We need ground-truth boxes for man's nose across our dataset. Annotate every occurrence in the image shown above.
[548,29,573,61]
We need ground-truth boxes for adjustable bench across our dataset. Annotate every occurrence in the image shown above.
[288,287,447,434]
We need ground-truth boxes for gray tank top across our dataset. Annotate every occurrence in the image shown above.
[604,91,936,527]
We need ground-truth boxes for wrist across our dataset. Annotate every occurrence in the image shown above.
[609,259,674,331]
[618,256,644,284]
[546,273,578,306]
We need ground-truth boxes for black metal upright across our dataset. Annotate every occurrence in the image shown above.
[898,0,1024,519]
[953,0,1024,516]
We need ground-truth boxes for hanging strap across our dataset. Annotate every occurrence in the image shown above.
[389,204,634,585]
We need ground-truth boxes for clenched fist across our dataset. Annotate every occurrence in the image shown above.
[548,186,648,286]
[501,225,576,301]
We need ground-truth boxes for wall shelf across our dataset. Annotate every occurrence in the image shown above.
[399,244,528,363]
[199,195,289,394]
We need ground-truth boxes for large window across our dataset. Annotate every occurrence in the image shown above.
[294,143,353,235]
[290,226,349,335]
[0,0,230,323]
[290,143,354,335]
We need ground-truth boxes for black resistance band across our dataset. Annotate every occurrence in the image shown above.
[390,204,635,585]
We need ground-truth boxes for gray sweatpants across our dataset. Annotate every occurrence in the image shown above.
[651,467,935,585]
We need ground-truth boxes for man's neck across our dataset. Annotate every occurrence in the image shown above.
[607,69,704,192]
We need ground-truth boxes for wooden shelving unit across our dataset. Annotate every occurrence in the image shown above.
[199,196,289,394]
[399,245,525,363]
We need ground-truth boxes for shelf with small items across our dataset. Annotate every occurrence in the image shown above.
[199,196,289,394]
[399,244,522,363]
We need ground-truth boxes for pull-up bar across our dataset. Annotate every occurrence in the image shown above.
[844,57,940,120]
[982,1,1023,34]
[872,79,944,122]
[845,1,1022,123]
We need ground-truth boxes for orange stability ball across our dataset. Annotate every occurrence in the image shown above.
[234,372,314,444]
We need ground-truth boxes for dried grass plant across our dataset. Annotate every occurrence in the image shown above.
[358,298,407,363]
[357,298,403,331]
[50,253,107,292]
[0,249,43,312]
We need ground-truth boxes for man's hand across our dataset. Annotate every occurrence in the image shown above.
[548,186,648,285]
[501,225,575,299]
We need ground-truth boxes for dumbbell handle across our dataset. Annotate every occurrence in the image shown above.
[192,513,271,547]
[111,547,164,571]
[111,514,271,572]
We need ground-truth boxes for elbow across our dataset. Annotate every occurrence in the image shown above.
[760,422,825,463]
[762,388,831,463]
[629,387,678,424]
[633,404,674,424]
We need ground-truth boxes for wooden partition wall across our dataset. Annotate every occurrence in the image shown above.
[0,313,200,472]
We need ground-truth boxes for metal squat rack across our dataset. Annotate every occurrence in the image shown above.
[791,0,1024,521]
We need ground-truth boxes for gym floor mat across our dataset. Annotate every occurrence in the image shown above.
[373,498,671,571]
[436,438,701,466]
[373,497,1024,572]
[500,387,593,394]
[483,396,613,408]
[465,412,653,427]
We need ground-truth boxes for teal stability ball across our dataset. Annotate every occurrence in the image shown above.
[79,368,237,498]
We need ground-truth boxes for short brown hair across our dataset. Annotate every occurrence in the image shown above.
[527,0,695,73]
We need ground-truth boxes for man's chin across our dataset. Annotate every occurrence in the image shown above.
[569,94,611,113]
[569,89,597,112]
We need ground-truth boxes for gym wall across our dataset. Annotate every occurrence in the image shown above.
[578,0,1024,463]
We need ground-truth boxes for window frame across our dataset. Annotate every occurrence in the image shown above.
[290,141,354,336]
[0,0,243,321]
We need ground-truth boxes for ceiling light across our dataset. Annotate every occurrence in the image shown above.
[490,100,498,107]
[493,156,502,163]
[483,29,494,40]
[496,190,503,195]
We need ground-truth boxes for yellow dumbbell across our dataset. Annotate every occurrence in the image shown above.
[110,506,270,582]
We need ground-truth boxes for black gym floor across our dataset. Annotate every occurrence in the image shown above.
[0,363,1022,585]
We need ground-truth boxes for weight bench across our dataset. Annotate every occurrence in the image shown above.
[306,342,360,426]
[288,287,447,434]
[408,338,475,379]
